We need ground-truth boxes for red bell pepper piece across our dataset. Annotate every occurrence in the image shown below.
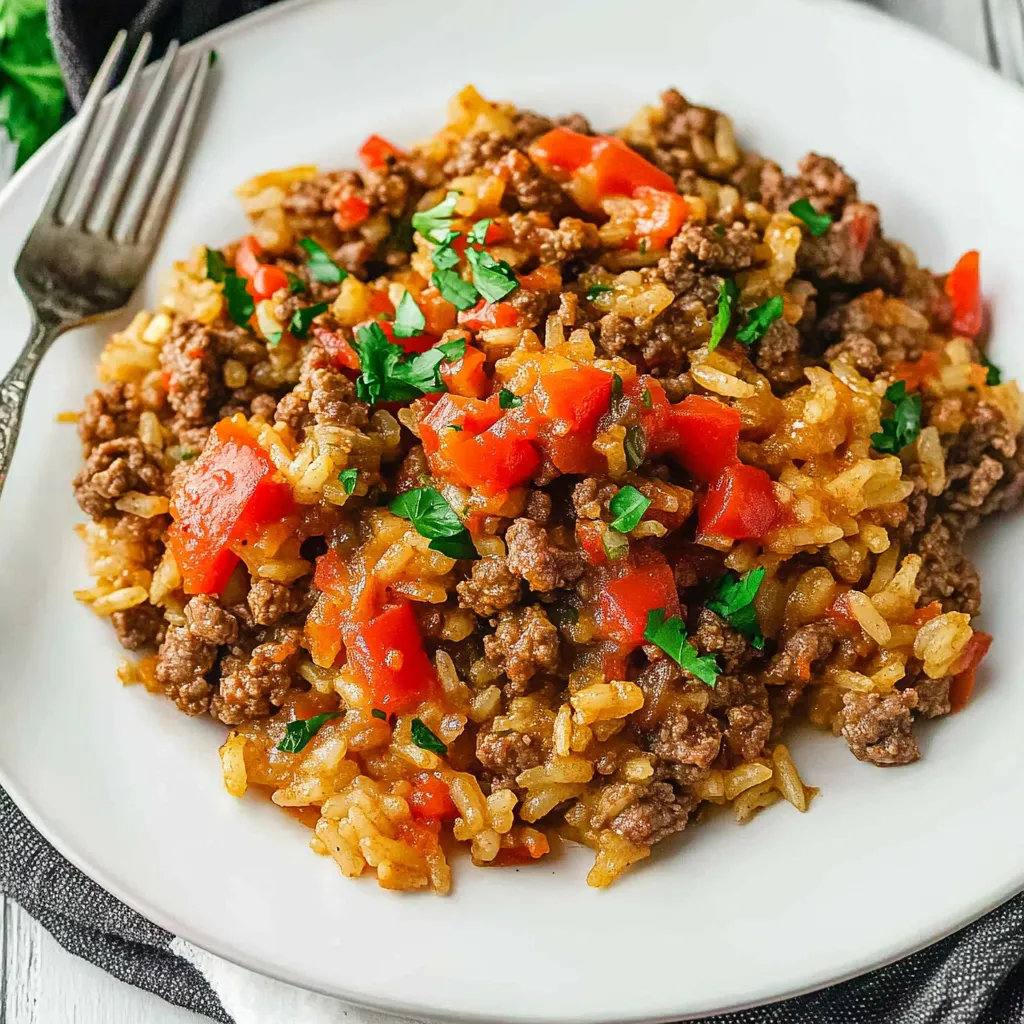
[599,558,681,648]
[342,600,437,714]
[649,395,741,482]
[458,299,519,331]
[950,630,992,713]
[629,186,689,249]
[420,393,502,456]
[575,519,608,566]
[528,126,603,172]
[334,194,371,231]
[945,250,982,338]
[892,350,940,393]
[250,264,289,302]
[440,345,489,398]
[167,420,295,595]
[698,463,784,542]
[358,134,405,171]
[420,289,458,336]
[234,235,263,280]
[534,365,614,434]
[445,419,542,496]
[408,773,458,822]
[311,325,360,372]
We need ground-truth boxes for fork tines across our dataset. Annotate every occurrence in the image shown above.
[45,31,214,246]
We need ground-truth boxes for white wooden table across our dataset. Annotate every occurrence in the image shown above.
[0,2,1007,1021]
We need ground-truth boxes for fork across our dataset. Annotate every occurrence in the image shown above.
[983,0,1024,83]
[0,31,213,496]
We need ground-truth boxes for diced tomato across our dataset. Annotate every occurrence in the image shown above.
[368,290,395,317]
[893,350,940,392]
[250,264,289,302]
[420,288,458,336]
[408,773,458,822]
[950,630,992,713]
[517,265,562,292]
[234,235,264,280]
[576,519,608,566]
[342,600,437,714]
[647,395,741,483]
[358,134,404,171]
[440,345,489,398]
[534,366,614,434]
[312,547,350,602]
[166,420,295,595]
[528,127,603,173]
[698,464,785,543]
[599,558,681,648]
[458,299,519,331]
[590,143,676,199]
[629,186,689,249]
[311,325,360,372]
[912,601,943,626]
[420,393,502,456]
[333,194,371,231]
[945,250,983,338]
[442,419,542,496]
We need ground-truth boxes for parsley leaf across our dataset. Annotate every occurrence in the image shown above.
[736,295,785,345]
[410,717,447,755]
[431,241,462,271]
[466,247,519,303]
[286,271,306,295]
[371,708,388,721]
[789,198,833,237]
[624,424,647,471]
[609,485,651,534]
[389,486,477,560]
[499,388,522,410]
[467,218,492,245]
[641,388,653,409]
[871,380,922,454]
[393,291,426,338]
[982,354,1001,386]
[289,301,328,339]
[708,278,737,352]
[255,302,283,346]
[412,191,460,245]
[222,272,255,328]
[277,712,342,753]
[644,610,720,687]
[354,323,464,404]
[585,283,614,301]
[298,238,347,283]
[602,528,629,561]
[205,248,227,283]
[338,468,359,494]
[708,568,766,650]
[431,269,478,310]
[550,602,579,627]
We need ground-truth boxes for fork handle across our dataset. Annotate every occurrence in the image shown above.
[0,319,64,497]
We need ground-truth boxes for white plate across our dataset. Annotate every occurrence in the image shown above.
[2,0,1024,1020]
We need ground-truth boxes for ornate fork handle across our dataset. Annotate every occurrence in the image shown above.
[0,319,65,497]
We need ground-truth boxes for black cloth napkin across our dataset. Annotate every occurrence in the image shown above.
[2,2,1022,1020]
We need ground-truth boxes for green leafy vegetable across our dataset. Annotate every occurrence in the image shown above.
[289,301,328,339]
[871,380,922,454]
[624,424,647,471]
[550,602,579,627]
[412,191,460,245]
[789,198,833,237]
[389,486,477,560]
[466,247,519,303]
[256,302,283,346]
[585,283,613,301]
[708,278,737,352]
[641,388,653,409]
[179,449,197,461]
[222,273,255,329]
[602,528,629,561]
[286,272,306,295]
[371,708,388,721]
[410,717,447,755]
[467,218,492,245]
[431,269,478,310]
[708,568,766,650]
[354,322,465,404]
[431,240,462,271]
[277,712,342,753]
[736,295,785,345]
[338,468,359,494]
[982,354,1001,386]
[447,424,463,432]
[644,610,720,687]
[0,0,65,169]
[205,248,227,283]
[499,388,522,410]
[298,237,347,284]
[393,291,426,338]
[609,485,651,534]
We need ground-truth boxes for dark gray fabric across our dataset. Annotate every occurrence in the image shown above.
[2,2,1022,1022]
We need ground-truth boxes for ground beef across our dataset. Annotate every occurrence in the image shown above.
[508,284,556,328]
[609,781,697,846]
[250,393,277,420]
[523,489,553,524]
[764,621,838,686]
[754,317,804,386]
[571,477,619,520]
[362,162,417,218]
[457,556,522,617]
[307,367,370,428]
[912,515,981,615]
[840,689,920,767]
[78,382,147,451]
[156,625,216,716]
[537,217,602,268]
[662,222,757,276]
[442,131,512,178]
[475,726,545,782]
[913,676,952,718]
[184,595,239,645]
[395,445,430,494]
[111,602,165,651]
[723,705,773,763]
[247,580,297,626]
[824,331,883,377]
[643,705,721,769]
[210,629,302,725]
[690,608,753,673]
[945,455,1005,514]
[796,202,880,285]
[760,152,858,214]
[72,437,164,520]
[160,320,222,424]
[496,149,566,215]
[504,518,585,592]
[483,606,559,692]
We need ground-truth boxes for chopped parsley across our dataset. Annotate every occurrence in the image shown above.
[205,247,227,282]
[638,240,648,255]
[431,269,478,310]
[871,380,922,454]
[641,388,653,409]
[389,486,477,560]
[431,240,462,271]
[354,323,465,404]
[736,295,785,345]
[412,190,460,245]
[393,291,426,338]
[611,373,623,401]
[585,283,614,301]
[298,237,347,284]
[289,301,328,339]
[222,272,255,329]
[410,717,448,755]
[371,708,388,721]
[708,568,766,650]
[179,449,197,461]
[789,198,833,237]
[467,218,492,245]
[338,468,359,494]
[255,302,282,346]
[499,388,523,410]
[466,247,519,303]
[624,424,647,471]
[602,528,629,561]
[286,272,306,295]
[609,485,651,534]
[644,610,720,687]
[448,424,463,432]
[550,602,579,627]
[277,712,342,753]
[708,278,737,352]
[982,354,1001,386]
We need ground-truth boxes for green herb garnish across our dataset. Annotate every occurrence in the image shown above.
[338,468,359,494]
[466,247,519,303]
[641,388,653,409]
[431,240,462,271]
[499,388,522,410]
[354,323,465,404]
[413,191,461,245]
[390,486,477,560]
[871,380,922,454]
[708,278,737,352]
[644,610,720,687]
[789,198,833,237]
[205,248,227,283]
[467,218,492,246]
[585,283,614,301]
[602,528,629,561]
[286,271,306,295]
[624,424,647,472]
[431,269,478,311]
[410,717,447,755]
[550,603,579,627]
[982,354,1001,386]
[277,712,342,753]
[222,272,255,329]
[299,237,347,284]
[393,291,426,338]
[736,295,785,345]
[708,568,766,650]
[371,708,388,721]
[609,485,651,534]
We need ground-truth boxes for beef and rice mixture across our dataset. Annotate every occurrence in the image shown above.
[72,86,1021,892]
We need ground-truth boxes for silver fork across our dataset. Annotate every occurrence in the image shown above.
[983,0,1024,83]
[0,31,214,496]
